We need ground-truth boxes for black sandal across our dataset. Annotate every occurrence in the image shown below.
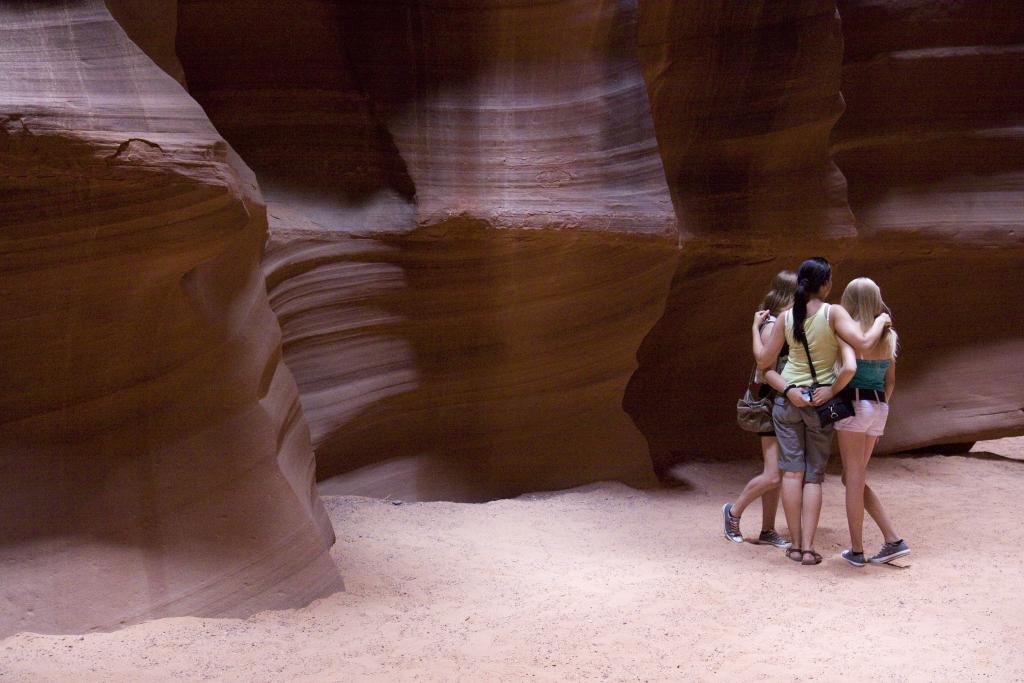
[801,550,823,565]
[785,547,803,562]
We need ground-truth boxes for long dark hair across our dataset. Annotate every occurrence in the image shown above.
[792,257,832,344]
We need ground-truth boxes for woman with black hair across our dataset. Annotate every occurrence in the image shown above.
[751,257,890,565]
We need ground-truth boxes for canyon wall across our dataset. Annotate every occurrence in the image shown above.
[625,1,857,473]
[625,0,1024,473]
[177,0,1024,482]
[0,1,340,637]
[830,0,1024,452]
[176,0,678,501]
[3,1,1021,639]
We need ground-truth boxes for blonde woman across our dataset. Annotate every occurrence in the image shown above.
[835,278,910,566]
[723,271,797,547]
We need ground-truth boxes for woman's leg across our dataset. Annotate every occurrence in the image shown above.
[838,429,869,552]
[772,398,804,556]
[760,437,782,532]
[861,436,901,543]
[780,470,804,551]
[729,437,783,524]
[798,411,833,561]
[761,484,780,533]
[800,482,822,555]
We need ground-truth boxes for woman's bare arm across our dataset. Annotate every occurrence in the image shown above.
[832,337,857,394]
[753,310,786,369]
[763,368,788,394]
[757,321,802,405]
[760,322,812,406]
[759,320,789,394]
[884,358,896,402]
[831,305,891,352]
[811,337,857,405]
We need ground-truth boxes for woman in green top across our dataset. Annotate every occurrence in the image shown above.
[752,257,891,565]
[834,278,910,567]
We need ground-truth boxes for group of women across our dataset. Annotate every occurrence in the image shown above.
[722,256,911,567]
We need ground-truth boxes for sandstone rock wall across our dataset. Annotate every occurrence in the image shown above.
[334,0,677,234]
[632,1,854,244]
[625,1,857,472]
[832,0,1024,452]
[265,226,675,501]
[177,0,678,500]
[105,0,186,85]
[176,0,417,236]
[0,1,340,637]
[5,7,1019,626]
[625,0,1024,471]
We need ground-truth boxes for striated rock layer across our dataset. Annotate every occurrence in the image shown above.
[334,0,677,234]
[830,0,1024,452]
[0,1,340,637]
[105,0,186,86]
[176,0,417,236]
[625,1,857,473]
[266,225,675,501]
[632,1,855,245]
[177,0,677,500]
[625,0,1024,472]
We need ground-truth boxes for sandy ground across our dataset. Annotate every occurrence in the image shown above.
[2,439,1023,682]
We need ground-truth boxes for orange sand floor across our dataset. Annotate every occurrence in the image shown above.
[2,438,1022,682]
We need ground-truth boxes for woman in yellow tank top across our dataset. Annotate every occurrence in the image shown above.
[751,257,891,565]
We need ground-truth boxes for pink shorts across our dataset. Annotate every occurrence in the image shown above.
[835,399,889,437]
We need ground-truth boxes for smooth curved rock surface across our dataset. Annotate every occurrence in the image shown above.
[11,0,1015,544]
[335,0,677,234]
[634,1,855,245]
[625,0,1024,472]
[625,1,857,473]
[830,0,1024,452]
[177,0,677,500]
[105,0,186,86]
[0,1,340,637]
[177,0,417,236]
[266,224,675,502]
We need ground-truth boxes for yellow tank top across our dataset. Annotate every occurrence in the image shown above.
[781,303,838,386]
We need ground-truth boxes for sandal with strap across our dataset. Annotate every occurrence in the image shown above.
[801,550,822,565]
[785,547,803,562]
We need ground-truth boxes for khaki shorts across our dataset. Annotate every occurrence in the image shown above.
[772,396,834,484]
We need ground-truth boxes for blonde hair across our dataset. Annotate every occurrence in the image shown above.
[841,277,898,356]
[760,270,798,317]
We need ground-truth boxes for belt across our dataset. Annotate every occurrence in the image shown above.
[840,387,886,403]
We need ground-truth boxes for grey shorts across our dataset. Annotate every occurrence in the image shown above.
[772,396,834,484]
